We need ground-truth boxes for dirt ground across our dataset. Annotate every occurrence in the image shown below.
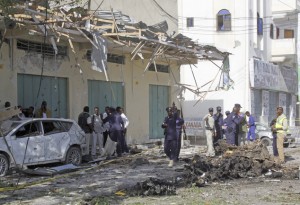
[0,144,300,205]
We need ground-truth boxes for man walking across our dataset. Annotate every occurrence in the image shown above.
[78,106,93,154]
[213,106,224,144]
[91,107,104,158]
[162,106,179,167]
[271,107,288,164]
[203,108,215,157]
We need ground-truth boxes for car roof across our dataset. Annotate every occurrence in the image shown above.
[16,118,75,123]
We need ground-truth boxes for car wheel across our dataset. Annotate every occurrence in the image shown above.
[261,137,272,146]
[0,153,9,177]
[65,147,82,166]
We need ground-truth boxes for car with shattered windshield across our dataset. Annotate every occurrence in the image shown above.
[0,118,88,176]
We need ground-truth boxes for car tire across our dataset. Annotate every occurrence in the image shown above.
[65,147,82,166]
[0,153,9,177]
[261,137,272,146]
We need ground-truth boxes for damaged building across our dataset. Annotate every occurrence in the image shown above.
[0,1,227,143]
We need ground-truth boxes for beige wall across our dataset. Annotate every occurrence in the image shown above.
[0,35,180,144]
[91,0,178,37]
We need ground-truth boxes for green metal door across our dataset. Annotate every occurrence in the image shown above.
[17,74,68,118]
[88,80,124,112]
[149,85,169,139]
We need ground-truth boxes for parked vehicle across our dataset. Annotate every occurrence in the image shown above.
[255,122,294,147]
[0,118,88,176]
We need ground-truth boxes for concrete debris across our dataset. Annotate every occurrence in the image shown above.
[184,140,298,185]
[130,177,177,196]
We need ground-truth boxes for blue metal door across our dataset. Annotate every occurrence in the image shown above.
[17,74,68,118]
[88,80,124,112]
[149,85,169,139]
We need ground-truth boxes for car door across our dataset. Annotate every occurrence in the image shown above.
[42,120,70,161]
[10,121,44,165]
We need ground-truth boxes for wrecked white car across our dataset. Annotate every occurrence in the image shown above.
[0,118,88,176]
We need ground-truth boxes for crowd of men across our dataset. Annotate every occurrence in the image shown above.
[162,103,289,167]
[203,104,288,164]
[78,106,129,160]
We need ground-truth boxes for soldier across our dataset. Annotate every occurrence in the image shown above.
[203,108,215,157]
[213,106,224,144]
[226,104,244,146]
[162,106,179,167]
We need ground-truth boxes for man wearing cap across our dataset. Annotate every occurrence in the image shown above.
[226,104,244,145]
[271,107,288,164]
[162,105,179,167]
[203,108,215,157]
[222,111,231,141]
[213,106,224,144]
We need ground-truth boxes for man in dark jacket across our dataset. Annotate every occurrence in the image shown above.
[213,106,224,144]
[162,106,179,167]
[103,107,124,157]
[226,104,244,145]
[78,106,93,154]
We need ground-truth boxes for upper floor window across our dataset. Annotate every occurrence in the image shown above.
[217,9,231,31]
[284,29,294,38]
[186,17,194,28]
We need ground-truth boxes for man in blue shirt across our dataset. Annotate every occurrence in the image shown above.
[226,104,244,145]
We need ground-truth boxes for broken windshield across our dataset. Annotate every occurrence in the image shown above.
[0,121,22,137]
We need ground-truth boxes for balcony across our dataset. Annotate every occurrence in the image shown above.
[271,38,296,62]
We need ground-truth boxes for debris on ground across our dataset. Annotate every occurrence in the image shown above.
[130,158,149,168]
[184,140,298,187]
[130,177,177,196]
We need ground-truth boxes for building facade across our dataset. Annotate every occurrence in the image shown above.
[178,0,298,125]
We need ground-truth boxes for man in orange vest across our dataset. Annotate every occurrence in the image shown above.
[271,107,288,164]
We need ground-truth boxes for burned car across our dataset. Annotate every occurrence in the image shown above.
[0,118,88,176]
[255,122,294,147]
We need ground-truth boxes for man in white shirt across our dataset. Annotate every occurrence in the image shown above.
[91,107,105,158]
[117,106,129,153]
[101,106,110,147]
[203,108,215,157]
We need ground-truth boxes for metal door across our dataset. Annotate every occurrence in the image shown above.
[17,74,68,118]
[149,85,169,139]
[88,80,124,112]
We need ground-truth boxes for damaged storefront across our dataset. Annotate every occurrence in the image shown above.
[249,58,298,126]
[0,1,227,143]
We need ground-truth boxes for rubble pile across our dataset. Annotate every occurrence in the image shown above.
[130,177,177,196]
[185,141,281,186]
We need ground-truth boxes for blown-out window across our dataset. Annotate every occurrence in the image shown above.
[217,9,231,31]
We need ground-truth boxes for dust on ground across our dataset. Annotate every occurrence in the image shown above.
[0,143,300,205]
